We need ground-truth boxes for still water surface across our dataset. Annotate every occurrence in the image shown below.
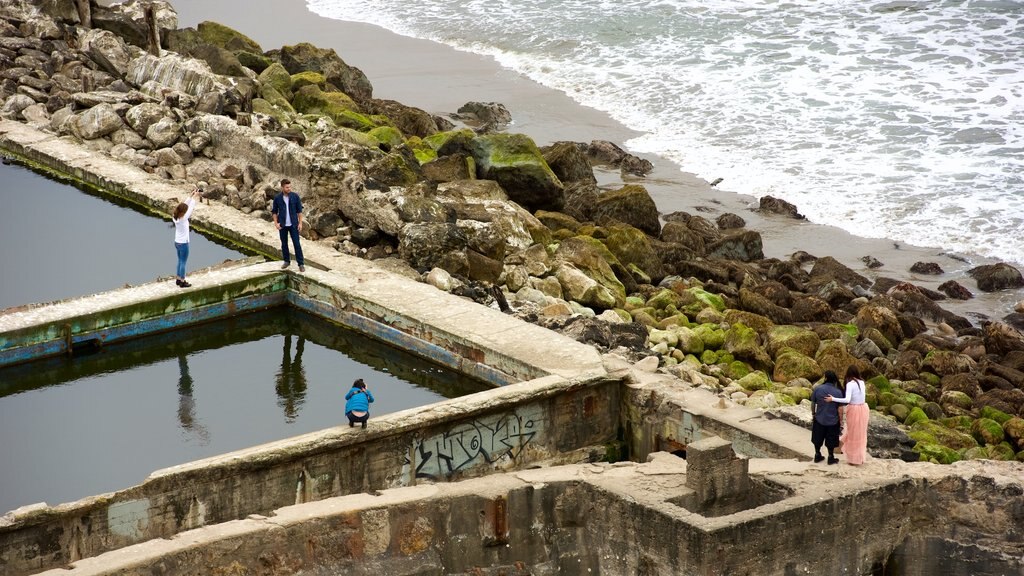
[0,160,244,310]
[0,307,490,513]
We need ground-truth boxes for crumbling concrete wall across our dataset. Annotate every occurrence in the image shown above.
[0,376,619,575]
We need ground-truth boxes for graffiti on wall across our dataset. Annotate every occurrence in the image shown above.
[406,407,544,481]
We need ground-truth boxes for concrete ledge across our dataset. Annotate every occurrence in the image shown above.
[32,458,1024,576]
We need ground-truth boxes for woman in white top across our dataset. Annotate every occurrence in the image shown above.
[826,366,868,465]
[172,188,201,288]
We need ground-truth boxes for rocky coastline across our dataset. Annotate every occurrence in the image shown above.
[3,0,1024,465]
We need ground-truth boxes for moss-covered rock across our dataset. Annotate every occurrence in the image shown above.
[197,20,262,54]
[877,391,899,407]
[258,84,295,114]
[554,236,627,307]
[647,289,684,311]
[1004,417,1024,450]
[889,404,910,422]
[904,406,928,426]
[700,349,718,365]
[939,390,974,416]
[765,325,820,358]
[368,126,404,148]
[291,70,326,90]
[469,133,564,212]
[603,223,665,282]
[962,446,989,460]
[236,50,272,73]
[292,85,375,131]
[922,350,977,377]
[980,406,1012,425]
[915,442,961,464]
[424,129,475,156]
[868,374,892,394]
[920,372,941,387]
[815,339,857,377]
[773,349,823,383]
[724,309,774,334]
[251,98,292,125]
[406,136,438,164]
[592,184,661,237]
[987,443,1016,461]
[910,421,978,451]
[726,360,751,380]
[724,323,773,370]
[673,326,704,355]
[687,287,725,313]
[693,324,725,350]
[971,418,1006,446]
[258,61,292,96]
[737,371,773,392]
[782,386,812,403]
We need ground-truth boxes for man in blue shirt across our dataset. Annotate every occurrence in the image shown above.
[271,179,305,272]
[810,370,844,464]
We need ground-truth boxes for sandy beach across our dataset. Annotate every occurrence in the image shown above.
[168,0,1022,321]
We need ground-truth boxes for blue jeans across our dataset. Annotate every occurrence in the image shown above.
[279,225,304,266]
[175,242,189,279]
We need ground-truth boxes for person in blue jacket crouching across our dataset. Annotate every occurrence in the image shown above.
[345,378,375,429]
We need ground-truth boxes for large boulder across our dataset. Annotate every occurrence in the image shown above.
[442,198,538,261]
[92,0,177,49]
[258,62,293,100]
[127,53,230,98]
[592,184,660,237]
[398,222,468,272]
[292,84,374,130]
[82,29,133,78]
[773,350,823,383]
[602,223,665,283]
[367,98,439,139]
[984,321,1024,356]
[196,20,262,54]
[810,256,870,289]
[660,221,706,255]
[542,142,597,186]
[554,236,627,307]
[706,230,764,262]
[766,325,820,358]
[554,263,619,310]
[74,102,124,139]
[125,102,170,136]
[968,263,1024,292]
[922,350,977,378]
[146,116,180,148]
[759,195,804,219]
[855,303,904,348]
[724,323,774,371]
[469,133,564,212]
[278,42,373,103]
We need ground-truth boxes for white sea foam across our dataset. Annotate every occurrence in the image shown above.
[307,0,1024,265]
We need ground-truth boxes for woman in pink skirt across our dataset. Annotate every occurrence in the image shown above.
[827,366,868,465]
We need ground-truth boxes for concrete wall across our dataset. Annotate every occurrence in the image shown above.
[34,459,1024,576]
[0,376,620,575]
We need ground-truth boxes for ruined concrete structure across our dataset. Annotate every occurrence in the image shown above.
[2,120,1023,575]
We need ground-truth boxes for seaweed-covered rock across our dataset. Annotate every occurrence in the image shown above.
[968,262,1024,292]
[766,325,820,358]
[292,84,374,131]
[197,20,262,54]
[922,350,977,378]
[603,223,665,283]
[737,371,773,392]
[773,350,822,383]
[258,62,293,100]
[855,303,904,349]
[542,142,596,186]
[810,256,871,289]
[279,42,373,102]
[759,195,804,219]
[554,236,626,307]
[706,230,764,262]
[910,420,977,451]
[970,418,1006,446]
[1004,417,1024,450]
[984,321,1024,356]
[469,133,564,212]
[814,339,857,377]
[724,323,773,370]
[592,184,661,237]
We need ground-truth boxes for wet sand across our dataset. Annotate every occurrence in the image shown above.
[167,0,1022,321]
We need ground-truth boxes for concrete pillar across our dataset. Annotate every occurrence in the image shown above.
[684,436,749,508]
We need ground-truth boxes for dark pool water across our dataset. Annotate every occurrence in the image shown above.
[0,307,490,513]
[0,160,244,310]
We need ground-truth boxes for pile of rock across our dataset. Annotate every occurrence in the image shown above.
[2,1,1024,464]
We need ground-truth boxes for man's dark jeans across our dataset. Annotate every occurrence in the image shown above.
[279,225,304,266]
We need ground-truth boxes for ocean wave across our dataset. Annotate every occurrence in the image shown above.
[307,0,1024,265]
